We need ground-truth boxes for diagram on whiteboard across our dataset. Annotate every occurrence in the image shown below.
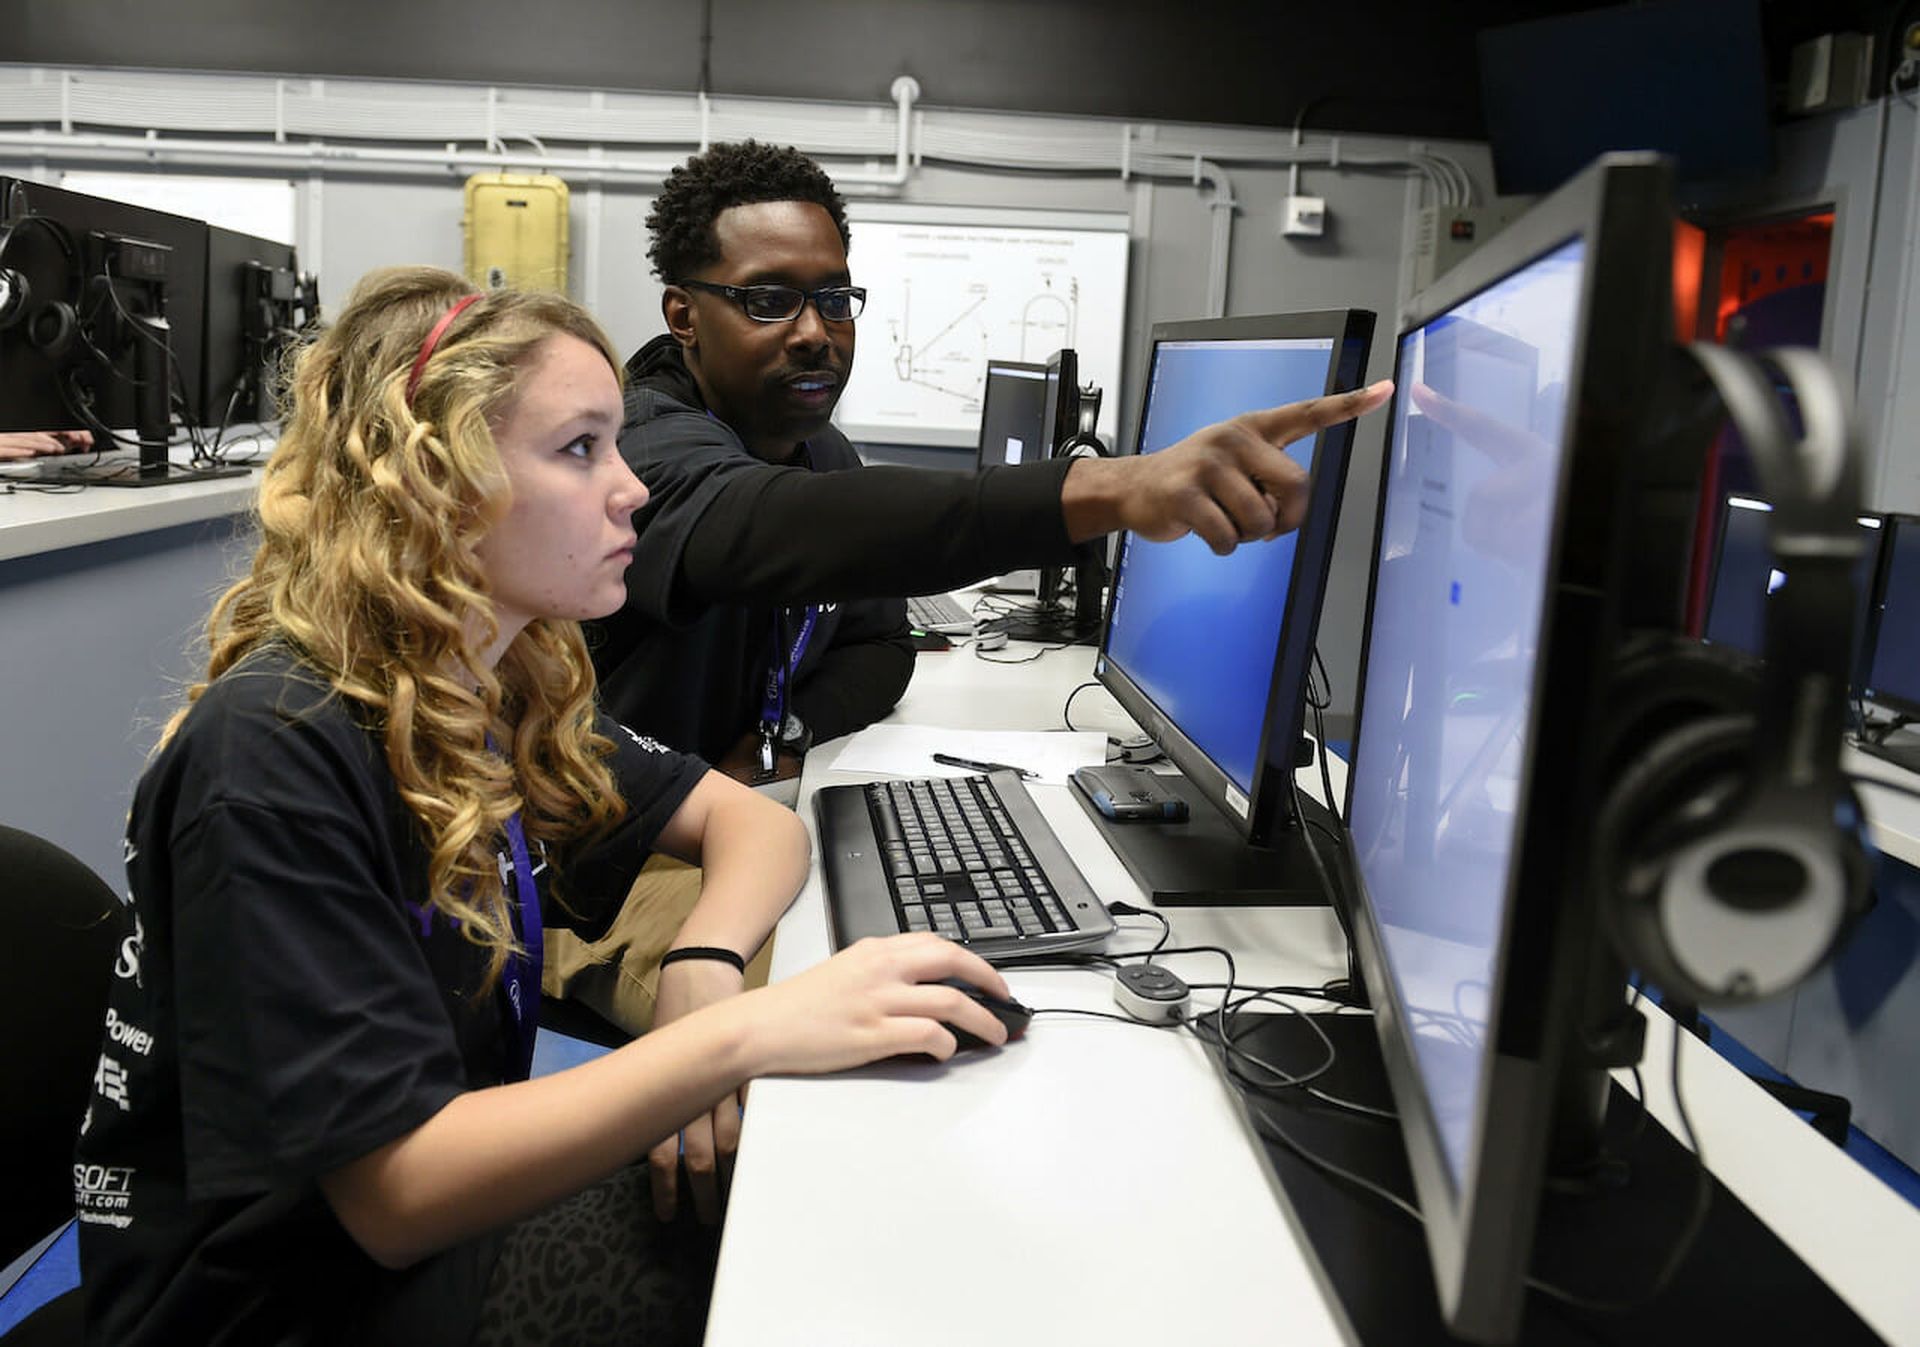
[835,219,1128,448]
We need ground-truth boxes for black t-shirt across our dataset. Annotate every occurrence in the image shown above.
[75,645,706,1346]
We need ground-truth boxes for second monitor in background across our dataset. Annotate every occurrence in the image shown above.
[973,358,1049,597]
[1069,308,1375,904]
[201,225,315,439]
[1703,494,1883,680]
[975,358,1049,469]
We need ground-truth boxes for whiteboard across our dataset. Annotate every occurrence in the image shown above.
[835,205,1129,449]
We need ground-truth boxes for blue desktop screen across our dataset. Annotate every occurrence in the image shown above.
[1867,515,1920,707]
[1347,238,1586,1193]
[1103,337,1337,803]
[1706,498,1883,672]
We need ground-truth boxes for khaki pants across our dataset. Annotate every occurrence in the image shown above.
[544,855,776,1037]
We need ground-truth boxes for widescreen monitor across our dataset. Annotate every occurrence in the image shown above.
[974,359,1048,469]
[1863,512,1920,719]
[0,177,242,485]
[1340,153,1674,1342]
[1084,309,1373,901]
[0,177,208,437]
[1703,495,1884,680]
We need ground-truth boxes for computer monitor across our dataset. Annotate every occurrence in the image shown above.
[1703,495,1884,682]
[0,177,237,486]
[1862,512,1920,725]
[201,224,309,433]
[980,348,1102,637]
[975,359,1049,469]
[1072,309,1374,904]
[1340,153,1675,1341]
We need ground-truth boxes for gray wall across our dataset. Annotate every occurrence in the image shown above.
[0,518,253,890]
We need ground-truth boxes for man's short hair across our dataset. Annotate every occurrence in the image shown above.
[646,141,852,283]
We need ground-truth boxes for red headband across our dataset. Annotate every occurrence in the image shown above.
[404,292,484,406]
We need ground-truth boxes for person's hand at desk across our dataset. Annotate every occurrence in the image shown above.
[750,932,1013,1074]
[0,428,92,460]
[1060,380,1393,554]
[648,949,751,1224]
[643,933,1011,1219]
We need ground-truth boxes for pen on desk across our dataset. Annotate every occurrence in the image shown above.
[931,752,1037,780]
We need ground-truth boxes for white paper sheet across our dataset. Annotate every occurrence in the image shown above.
[827,724,1107,786]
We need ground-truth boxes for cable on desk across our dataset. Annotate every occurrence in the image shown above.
[1062,680,1158,757]
[1105,899,1171,953]
[1847,771,1920,804]
[0,476,87,495]
[975,637,1073,665]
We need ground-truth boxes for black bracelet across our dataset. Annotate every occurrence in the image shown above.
[659,945,747,974]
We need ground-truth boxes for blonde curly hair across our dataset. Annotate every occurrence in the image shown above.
[163,265,629,989]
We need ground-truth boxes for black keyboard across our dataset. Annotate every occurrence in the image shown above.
[814,770,1115,959]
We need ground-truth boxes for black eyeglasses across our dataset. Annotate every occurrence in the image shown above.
[677,279,867,323]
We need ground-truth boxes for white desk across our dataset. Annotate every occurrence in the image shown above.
[706,641,1920,1347]
[1847,744,1920,870]
[0,458,256,562]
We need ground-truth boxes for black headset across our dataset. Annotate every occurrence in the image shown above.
[1594,342,1873,1005]
[0,210,82,359]
[1056,381,1109,460]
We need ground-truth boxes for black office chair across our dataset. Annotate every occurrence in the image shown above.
[0,826,127,1343]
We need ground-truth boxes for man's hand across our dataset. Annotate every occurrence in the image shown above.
[0,429,91,462]
[1059,380,1393,554]
[646,956,749,1224]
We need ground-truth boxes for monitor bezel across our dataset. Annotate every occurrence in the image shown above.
[1337,153,1675,1342]
[1091,307,1374,847]
[1040,348,1079,457]
[973,358,1048,471]
[1862,512,1920,719]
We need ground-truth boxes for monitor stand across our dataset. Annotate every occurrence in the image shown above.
[1232,1013,1880,1346]
[977,550,1107,647]
[1070,772,1337,906]
[51,460,251,488]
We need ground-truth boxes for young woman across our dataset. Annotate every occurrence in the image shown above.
[74,266,1011,1346]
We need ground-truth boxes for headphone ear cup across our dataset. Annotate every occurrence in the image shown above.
[1596,710,1756,995]
[28,300,77,359]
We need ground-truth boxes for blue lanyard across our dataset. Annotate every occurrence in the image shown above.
[760,604,821,733]
[401,745,544,1081]
[499,809,542,1082]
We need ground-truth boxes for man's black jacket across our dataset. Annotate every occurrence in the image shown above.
[588,336,1079,762]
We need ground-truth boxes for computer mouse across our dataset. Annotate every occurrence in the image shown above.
[931,975,1033,1050]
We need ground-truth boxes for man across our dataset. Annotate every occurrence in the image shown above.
[548,140,1388,1045]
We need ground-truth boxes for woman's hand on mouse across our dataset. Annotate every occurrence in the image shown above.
[741,933,1012,1075]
